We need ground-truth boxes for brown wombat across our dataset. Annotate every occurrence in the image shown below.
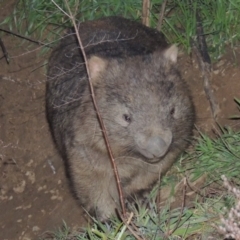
[46,16,195,221]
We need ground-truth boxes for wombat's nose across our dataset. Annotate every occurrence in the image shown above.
[136,131,172,159]
[147,136,172,158]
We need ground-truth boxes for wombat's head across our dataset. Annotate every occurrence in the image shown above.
[86,45,194,163]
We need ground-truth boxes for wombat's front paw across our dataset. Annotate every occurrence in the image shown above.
[93,204,119,222]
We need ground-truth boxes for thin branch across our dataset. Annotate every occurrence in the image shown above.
[51,0,70,18]
[157,0,167,31]
[163,178,187,239]
[0,37,9,64]
[195,10,220,118]
[0,28,49,47]
[142,0,150,26]
[186,176,206,198]
[196,12,211,64]
[156,172,162,214]
[193,44,220,119]
[120,212,145,240]
[168,177,187,236]
[62,0,126,218]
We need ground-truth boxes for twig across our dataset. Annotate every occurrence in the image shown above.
[163,178,187,239]
[0,28,49,47]
[195,11,220,119]
[0,37,9,64]
[130,221,147,240]
[120,212,145,240]
[142,0,150,26]
[156,172,162,214]
[196,12,211,65]
[168,177,187,236]
[51,0,71,18]
[186,176,206,198]
[62,0,126,217]
[157,0,167,31]
[193,44,220,119]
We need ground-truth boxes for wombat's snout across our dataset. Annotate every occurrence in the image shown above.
[135,131,172,160]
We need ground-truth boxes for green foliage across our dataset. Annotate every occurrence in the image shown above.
[180,127,240,185]
[230,98,240,119]
[42,194,220,240]
[155,0,240,59]
[0,0,162,42]
[1,0,240,59]
[154,0,198,54]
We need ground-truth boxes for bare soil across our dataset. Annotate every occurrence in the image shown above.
[1,2,240,240]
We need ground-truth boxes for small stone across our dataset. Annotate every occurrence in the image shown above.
[25,171,35,184]
[0,196,8,200]
[1,187,7,195]
[13,180,26,193]
[38,185,47,192]
[22,237,31,240]
[216,59,225,68]
[26,159,34,167]
[32,226,40,232]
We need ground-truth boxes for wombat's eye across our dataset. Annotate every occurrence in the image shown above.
[123,114,131,123]
[170,107,175,116]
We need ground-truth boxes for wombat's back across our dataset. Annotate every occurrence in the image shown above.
[53,16,168,58]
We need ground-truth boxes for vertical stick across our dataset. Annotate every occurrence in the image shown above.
[195,11,220,118]
[157,0,167,31]
[62,0,126,218]
[142,0,150,26]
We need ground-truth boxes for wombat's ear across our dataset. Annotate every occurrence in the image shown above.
[87,56,108,84]
[163,45,178,63]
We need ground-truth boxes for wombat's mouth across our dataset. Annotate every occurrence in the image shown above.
[136,146,169,163]
[138,148,160,159]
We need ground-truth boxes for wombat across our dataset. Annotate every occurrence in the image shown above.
[46,16,195,221]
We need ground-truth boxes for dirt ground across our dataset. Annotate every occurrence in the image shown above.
[1,2,240,240]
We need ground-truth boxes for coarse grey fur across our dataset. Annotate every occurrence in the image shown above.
[46,16,195,220]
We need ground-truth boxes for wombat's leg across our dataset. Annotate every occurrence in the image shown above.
[68,149,120,221]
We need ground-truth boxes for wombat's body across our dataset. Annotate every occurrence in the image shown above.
[46,16,195,220]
